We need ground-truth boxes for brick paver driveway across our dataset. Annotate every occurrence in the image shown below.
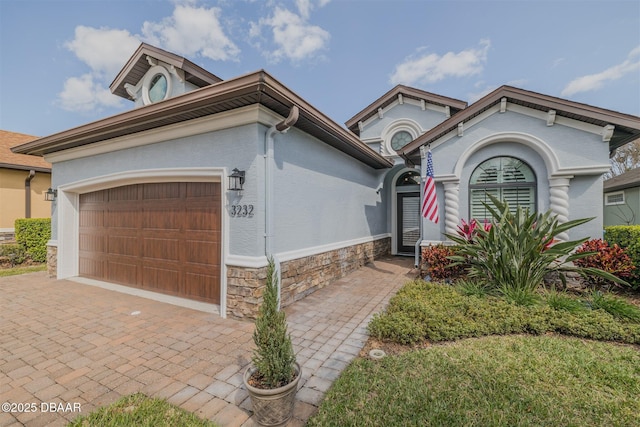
[0,256,414,426]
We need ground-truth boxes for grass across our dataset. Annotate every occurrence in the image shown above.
[68,393,218,427]
[307,335,640,427]
[307,280,640,426]
[0,264,46,277]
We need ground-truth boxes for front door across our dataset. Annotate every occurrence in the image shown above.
[397,192,420,254]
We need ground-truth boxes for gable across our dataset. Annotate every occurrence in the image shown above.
[346,85,467,137]
[399,86,640,165]
[110,43,223,102]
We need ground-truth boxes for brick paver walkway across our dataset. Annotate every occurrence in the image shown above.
[0,256,415,426]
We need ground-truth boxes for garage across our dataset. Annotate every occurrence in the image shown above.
[78,182,221,305]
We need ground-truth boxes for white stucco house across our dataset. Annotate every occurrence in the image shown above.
[13,43,640,318]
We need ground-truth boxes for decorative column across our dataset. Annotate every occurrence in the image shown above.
[549,177,571,241]
[443,181,460,238]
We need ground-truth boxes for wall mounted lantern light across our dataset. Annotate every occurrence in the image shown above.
[44,188,57,202]
[229,168,245,191]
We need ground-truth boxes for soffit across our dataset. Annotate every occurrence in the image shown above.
[13,71,392,170]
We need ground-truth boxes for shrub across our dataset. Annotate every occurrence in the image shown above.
[368,280,640,345]
[605,225,640,288]
[251,257,296,388]
[0,244,27,266]
[573,239,635,289]
[15,218,50,263]
[446,194,625,304]
[421,245,466,281]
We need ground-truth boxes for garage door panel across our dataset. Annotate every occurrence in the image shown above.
[143,182,182,200]
[80,209,104,228]
[142,209,182,231]
[108,235,139,257]
[185,240,220,265]
[79,256,104,279]
[109,185,139,201]
[185,271,220,301]
[143,237,180,261]
[106,259,138,284]
[142,266,181,293]
[186,207,220,232]
[79,182,221,305]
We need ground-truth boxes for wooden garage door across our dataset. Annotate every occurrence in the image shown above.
[79,182,221,304]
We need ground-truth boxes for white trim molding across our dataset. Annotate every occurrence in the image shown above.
[45,105,284,163]
[225,233,392,268]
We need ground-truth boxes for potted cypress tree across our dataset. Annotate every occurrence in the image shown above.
[243,257,300,426]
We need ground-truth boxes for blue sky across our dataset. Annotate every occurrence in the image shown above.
[1,0,639,138]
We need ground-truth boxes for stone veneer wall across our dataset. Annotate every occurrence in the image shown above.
[46,245,57,278]
[226,237,391,319]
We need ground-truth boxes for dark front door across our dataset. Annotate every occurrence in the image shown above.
[397,192,420,254]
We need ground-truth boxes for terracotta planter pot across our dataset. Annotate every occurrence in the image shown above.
[243,362,301,426]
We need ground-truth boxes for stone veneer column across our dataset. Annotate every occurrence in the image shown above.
[443,181,460,237]
[549,177,571,241]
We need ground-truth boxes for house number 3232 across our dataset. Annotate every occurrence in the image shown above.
[230,204,254,217]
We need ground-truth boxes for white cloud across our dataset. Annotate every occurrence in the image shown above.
[390,40,491,86]
[64,26,140,78]
[59,27,140,112]
[251,5,330,63]
[561,46,640,97]
[58,74,123,112]
[141,4,239,61]
[58,2,239,113]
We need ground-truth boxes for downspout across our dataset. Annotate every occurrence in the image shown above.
[25,170,35,218]
[264,105,300,308]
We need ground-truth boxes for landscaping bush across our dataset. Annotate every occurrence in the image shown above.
[573,239,635,289]
[14,218,50,263]
[446,194,624,303]
[0,244,27,266]
[421,244,466,281]
[368,280,640,345]
[605,225,640,288]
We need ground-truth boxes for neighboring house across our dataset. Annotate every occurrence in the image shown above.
[603,167,640,226]
[0,130,51,240]
[12,43,640,318]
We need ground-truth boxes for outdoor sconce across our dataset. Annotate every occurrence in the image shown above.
[229,168,245,191]
[44,188,57,202]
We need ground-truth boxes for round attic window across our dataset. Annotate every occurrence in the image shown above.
[391,131,413,151]
[148,74,167,103]
[142,65,172,105]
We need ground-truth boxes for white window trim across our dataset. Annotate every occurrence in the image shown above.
[605,191,625,206]
[142,65,172,105]
[380,119,422,157]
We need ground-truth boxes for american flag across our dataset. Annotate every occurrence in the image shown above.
[421,150,439,224]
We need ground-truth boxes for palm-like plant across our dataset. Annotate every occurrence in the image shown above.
[446,194,625,302]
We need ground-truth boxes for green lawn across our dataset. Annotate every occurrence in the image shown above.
[307,280,640,427]
[0,264,46,277]
[68,393,218,427]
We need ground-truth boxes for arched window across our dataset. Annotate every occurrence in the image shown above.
[396,170,420,186]
[469,156,536,221]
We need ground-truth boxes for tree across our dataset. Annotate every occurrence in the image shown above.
[606,139,640,179]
